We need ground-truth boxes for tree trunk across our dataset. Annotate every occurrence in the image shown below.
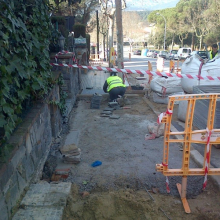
[103,34,106,61]
[108,9,116,67]
[171,33,174,50]
[115,0,124,69]
[191,33,194,51]
[96,10,99,55]
[106,29,109,61]
[199,35,203,50]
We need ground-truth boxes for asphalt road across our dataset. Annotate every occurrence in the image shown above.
[123,51,182,72]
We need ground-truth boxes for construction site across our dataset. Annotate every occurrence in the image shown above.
[2,1,220,219]
[9,55,220,220]
[16,60,220,220]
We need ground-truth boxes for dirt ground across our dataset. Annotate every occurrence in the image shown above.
[44,94,220,220]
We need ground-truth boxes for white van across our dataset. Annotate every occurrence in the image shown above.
[177,48,192,60]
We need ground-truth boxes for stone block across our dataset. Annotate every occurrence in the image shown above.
[17,162,26,180]
[21,155,35,182]
[36,142,43,159]
[11,145,26,170]
[0,191,8,220]
[33,121,44,145]
[29,126,37,148]
[17,171,28,195]
[12,206,64,220]
[7,134,24,147]
[19,117,35,132]
[20,182,71,207]
[50,104,62,138]
[64,130,80,146]
[43,126,52,148]
[0,163,14,192]
[25,133,33,154]
[31,142,43,167]
[4,172,20,214]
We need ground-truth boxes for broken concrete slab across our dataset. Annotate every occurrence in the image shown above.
[100,114,110,117]
[12,181,71,220]
[60,143,79,154]
[64,130,80,147]
[108,102,119,108]
[13,207,64,220]
[63,153,81,164]
[100,111,112,115]
[109,115,120,119]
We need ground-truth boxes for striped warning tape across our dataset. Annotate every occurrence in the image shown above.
[202,128,212,190]
[50,63,220,81]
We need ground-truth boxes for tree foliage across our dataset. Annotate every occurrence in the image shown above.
[0,0,53,144]
[147,0,220,49]
[50,0,99,26]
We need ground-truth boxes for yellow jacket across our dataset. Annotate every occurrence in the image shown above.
[106,76,125,92]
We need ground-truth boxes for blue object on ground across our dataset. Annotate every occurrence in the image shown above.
[91,160,102,167]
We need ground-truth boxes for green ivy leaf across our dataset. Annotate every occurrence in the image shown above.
[31,82,41,90]
[0,117,7,127]
[3,105,14,114]
[17,90,27,100]
[0,98,6,105]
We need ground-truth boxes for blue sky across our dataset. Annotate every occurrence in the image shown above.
[125,0,180,11]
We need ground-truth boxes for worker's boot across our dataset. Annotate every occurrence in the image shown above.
[117,97,124,107]
[108,100,119,108]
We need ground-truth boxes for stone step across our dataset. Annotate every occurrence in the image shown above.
[12,181,71,220]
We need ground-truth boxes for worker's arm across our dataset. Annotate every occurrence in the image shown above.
[103,80,108,93]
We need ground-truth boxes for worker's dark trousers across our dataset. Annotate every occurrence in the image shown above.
[109,87,126,101]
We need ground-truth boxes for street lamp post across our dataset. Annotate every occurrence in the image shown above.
[156,13,166,50]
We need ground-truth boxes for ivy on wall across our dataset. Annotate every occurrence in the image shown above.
[0,0,53,145]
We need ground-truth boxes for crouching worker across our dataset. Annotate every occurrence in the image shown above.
[103,72,126,105]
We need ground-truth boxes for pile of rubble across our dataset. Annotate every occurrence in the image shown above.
[59,144,81,164]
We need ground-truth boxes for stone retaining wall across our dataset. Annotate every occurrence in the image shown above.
[0,53,81,220]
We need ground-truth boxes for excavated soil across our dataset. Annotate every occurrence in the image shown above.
[63,183,220,220]
[44,94,220,220]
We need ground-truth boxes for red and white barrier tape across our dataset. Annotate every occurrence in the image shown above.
[161,162,170,193]
[50,63,220,81]
[157,109,173,124]
[145,109,173,140]
[158,110,172,193]
[166,176,171,193]
[202,128,212,190]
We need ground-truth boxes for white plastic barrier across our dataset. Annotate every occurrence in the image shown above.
[177,100,188,122]
[181,54,220,93]
[152,91,184,104]
[150,76,183,94]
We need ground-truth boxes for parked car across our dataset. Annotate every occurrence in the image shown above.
[190,50,209,59]
[177,48,192,60]
[133,50,141,55]
[157,51,169,59]
[147,50,155,57]
[152,50,159,58]
[168,50,178,60]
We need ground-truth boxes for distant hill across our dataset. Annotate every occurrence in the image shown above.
[125,0,179,11]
